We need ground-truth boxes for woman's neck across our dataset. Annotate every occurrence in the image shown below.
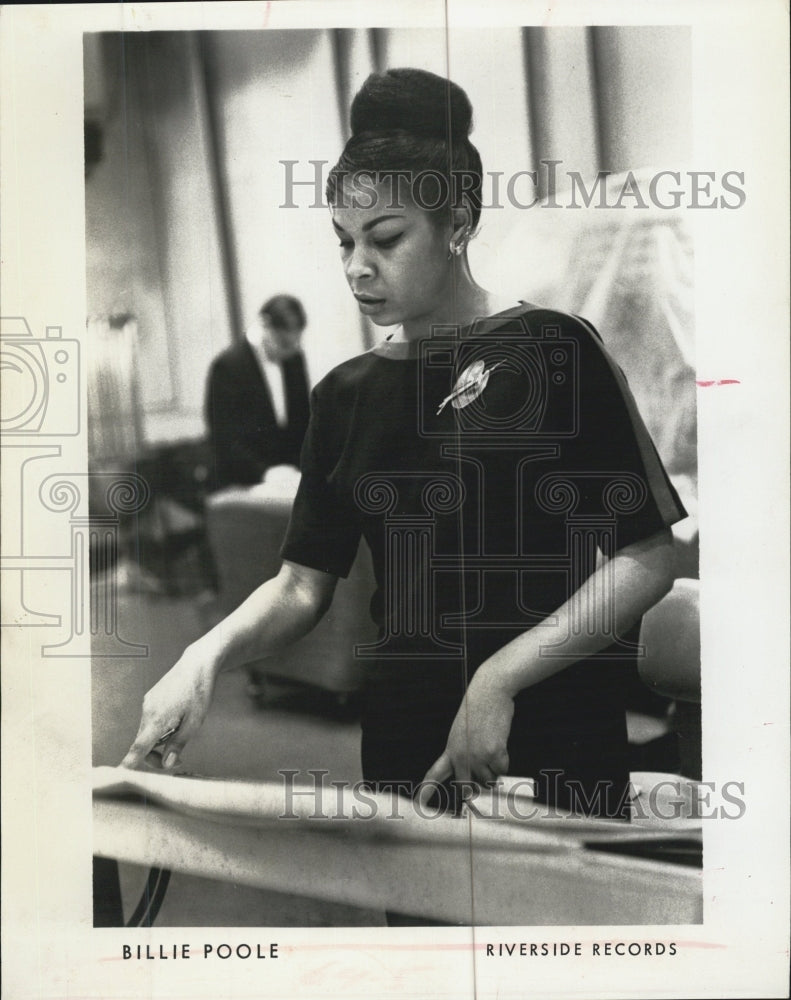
[398,263,513,342]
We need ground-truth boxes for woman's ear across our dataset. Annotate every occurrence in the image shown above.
[450,198,475,248]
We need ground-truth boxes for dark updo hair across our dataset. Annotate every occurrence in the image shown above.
[326,68,483,229]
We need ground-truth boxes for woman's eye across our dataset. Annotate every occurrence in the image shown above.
[337,233,401,251]
[374,234,402,249]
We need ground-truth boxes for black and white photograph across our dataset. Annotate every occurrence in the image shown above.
[1,2,788,999]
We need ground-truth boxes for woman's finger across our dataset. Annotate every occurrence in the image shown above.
[491,748,510,776]
[475,748,508,785]
[121,727,162,770]
[417,751,453,808]
[470,761,499,786]
[121,716,183,770]
[159,728,190,770]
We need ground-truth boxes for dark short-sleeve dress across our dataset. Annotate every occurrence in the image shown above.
[281,304,687,818]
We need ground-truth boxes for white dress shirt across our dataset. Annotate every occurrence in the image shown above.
[246,325,287,428]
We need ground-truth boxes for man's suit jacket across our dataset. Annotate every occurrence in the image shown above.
[204,339,311,490]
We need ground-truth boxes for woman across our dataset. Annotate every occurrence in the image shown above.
[123,69,685,829]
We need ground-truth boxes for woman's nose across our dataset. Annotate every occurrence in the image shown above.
[345,246,375,280]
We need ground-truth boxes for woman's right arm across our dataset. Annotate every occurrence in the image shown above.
[120,560,338,770]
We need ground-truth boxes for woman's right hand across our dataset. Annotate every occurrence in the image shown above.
[118,561,338,771]
[120,640,221,771]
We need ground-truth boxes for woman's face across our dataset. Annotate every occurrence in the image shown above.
[331,178,453,331]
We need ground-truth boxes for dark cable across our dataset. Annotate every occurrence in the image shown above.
[125,866,172,927]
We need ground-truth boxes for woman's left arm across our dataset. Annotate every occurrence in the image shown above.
[419,527,676,793]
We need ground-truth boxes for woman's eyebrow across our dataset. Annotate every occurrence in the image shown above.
[362,215,405,232]
[331,214,406,234]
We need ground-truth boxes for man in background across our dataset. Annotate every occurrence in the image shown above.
[205,294,311,490]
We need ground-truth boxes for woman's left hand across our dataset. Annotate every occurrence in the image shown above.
[417,665,515,806]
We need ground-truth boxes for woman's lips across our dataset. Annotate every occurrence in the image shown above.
[354,294,387,312]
